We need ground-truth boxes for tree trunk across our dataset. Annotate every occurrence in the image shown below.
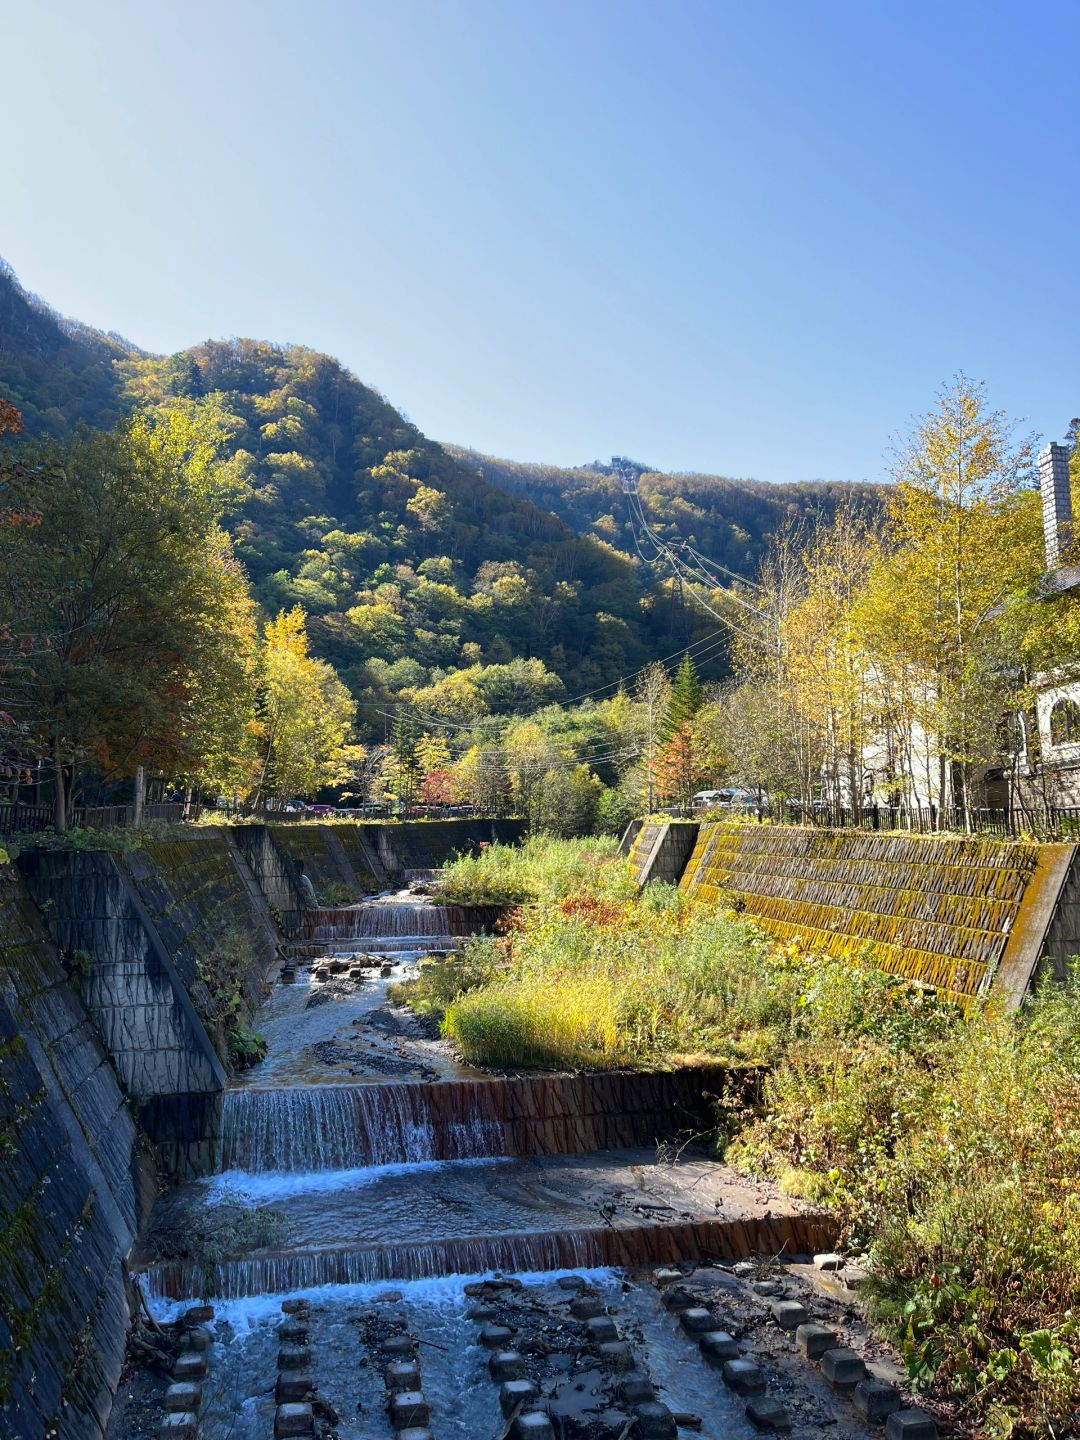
[52,739,67,834]
[133,766,146,827]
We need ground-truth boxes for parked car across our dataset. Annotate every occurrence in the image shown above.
[306,802,337,816]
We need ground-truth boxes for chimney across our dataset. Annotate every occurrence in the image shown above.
[1039,441,1072,568]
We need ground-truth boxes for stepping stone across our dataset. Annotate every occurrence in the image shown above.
[159,1417,197,1440]
[164,1383,201,1413]
[274,1404,314,1438]
[699,1331,739,1365]
[886,1410,938,1440]
[598,1340,635,1372]
[468,1304,498,1321]
[770,1300,807,1330]
[513,1415,554,1440]
[722,1358,766,1395]
[843,1265,870,1290]
[278,1345,312,1371]
[278,1321,308,1343]
[820,1347,866,1391]
[396,1431,434,1440]
[489,1350,527,1381]
[383,1335,417,1355]
[661,1286,695,1313]
[746,1397,792,1432]
[617,1372,655,1403]
[633,1400,678,1439]
[733,1261,756,1278]
[500,1378,539,1415]
[385,1360,422,1392]
[388,1392,431,1429]
[813,1252,845,1271]
[654,1267,682,1285]
[376,1289,404,1304]
[752,1279,783,1296]
[185,1326,213,1351]
[172,1352,207,1381]
[569,1296,603,1320]
[479,1323,515,1348]
[796,1323,837,1360]
[275,1373,312,1403]
[183,1305,214,1324]
[281,1299,308,1314]
[679,1306,714,1334]
[557,1275,587,1290]
[855,1379,902,1422]
[585,1315,618,1343]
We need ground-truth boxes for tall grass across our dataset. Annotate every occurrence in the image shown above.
[435,834,636,906]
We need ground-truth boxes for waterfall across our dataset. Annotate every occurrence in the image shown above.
[219,1083,506,1173]
[304,903,456,940]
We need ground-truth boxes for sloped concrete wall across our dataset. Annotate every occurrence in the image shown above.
[0,865,147,1440]
[676,822,1066,1007]
[17,850,226,1176]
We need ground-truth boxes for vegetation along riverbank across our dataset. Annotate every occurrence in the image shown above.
[394,835,1080,1437]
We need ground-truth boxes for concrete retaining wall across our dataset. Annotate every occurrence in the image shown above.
[0,866,148,1440]
[670,820,1080,1007]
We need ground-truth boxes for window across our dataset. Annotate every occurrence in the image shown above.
[1049,698,1080,747]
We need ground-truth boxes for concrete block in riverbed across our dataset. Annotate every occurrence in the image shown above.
[633,1400,678,1439]
[569,1296,604,1319]
[276,1373,313,1402]
[585,1315,618,1343]
[278,1345,312,1371]
[281,1299,308,1314]
[376,1289,403,1303]
[159,1415,197,1439]
[770,1300,807,1330]
[468,1304,498,1321]
[185,1325,213,1350]
[855,1379,902,1422]
[679,1306,715,1334]
[278,1320,308,1342]
[796,1323,837,1359]
[274,1404,315,1438]
[388,1392,431,1429]
[886,1409,938,1440]
[699,1331,739,1364]
[183,1305,214,1324]
[172,1351,208,1381]
[753,1279,783,1296]
[164,1383,202,1412]
[820,1347,866,1391]
[813,1252,844,1271]
[489,1350,527,1381]
[618,1372,656,1403]
[500,1379,539,1415]
[513,1415,554,1440]
[661,1286,695,1313]
[396,1431,434,1440]
[479,1322,515,1346]
[383,1334,418,1355]
[385,1360,422,1392]
[557,1274,587,1290]
[746,1397,793,1432]
[843,1264,870,1290]
[598,1340,635,1372]
[722,1358,766,1395]
[654,1267,682,1285]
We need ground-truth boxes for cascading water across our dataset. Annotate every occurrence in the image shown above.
[219,1083,505,1172]
[304,902,456,940]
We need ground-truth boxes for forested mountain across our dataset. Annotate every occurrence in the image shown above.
[447,447,883,586]
[0,261,881,738]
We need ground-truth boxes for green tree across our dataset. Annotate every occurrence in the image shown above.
[660,652,704,741]
[254,607,356,803]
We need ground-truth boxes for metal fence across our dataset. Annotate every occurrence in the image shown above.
[686,800,1080,840]
[0,801,186,837]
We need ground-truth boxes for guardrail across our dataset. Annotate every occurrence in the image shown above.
[0,802,187,837]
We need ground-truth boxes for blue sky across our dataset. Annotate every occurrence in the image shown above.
[4,1,1077,483]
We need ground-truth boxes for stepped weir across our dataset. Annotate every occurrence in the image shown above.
[121,880,839,1440]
